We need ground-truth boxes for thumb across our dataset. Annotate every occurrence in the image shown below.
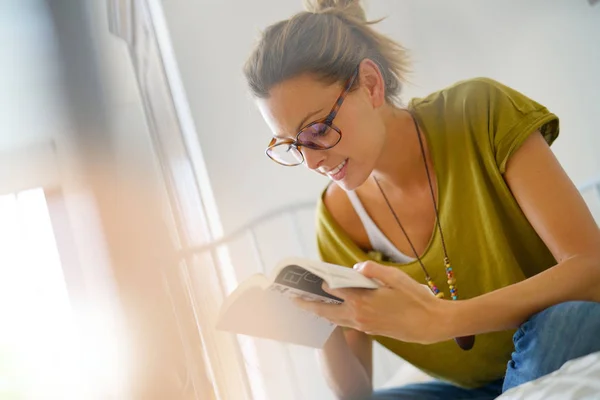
[353,261,400,287]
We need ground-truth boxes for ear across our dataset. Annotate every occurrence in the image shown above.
[358,58,386,109]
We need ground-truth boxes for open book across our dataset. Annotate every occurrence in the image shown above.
[216,257,379,348]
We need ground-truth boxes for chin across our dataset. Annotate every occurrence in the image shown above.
[335,172,369,191]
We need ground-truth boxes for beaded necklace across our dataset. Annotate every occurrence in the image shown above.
[373,111,475,351]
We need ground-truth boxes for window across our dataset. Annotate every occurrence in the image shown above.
[0,188,84,399]
[108,0,250,398]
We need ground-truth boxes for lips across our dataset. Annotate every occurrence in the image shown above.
[322,159,348,181]
[326,159,347,176]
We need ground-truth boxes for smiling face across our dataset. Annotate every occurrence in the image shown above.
[257,63,388,191]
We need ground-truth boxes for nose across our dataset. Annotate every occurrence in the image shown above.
[301,147,326,170]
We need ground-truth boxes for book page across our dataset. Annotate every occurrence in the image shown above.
[271,264,344,303]
[272,258,379,290]
[216,258,379,348]
[217,284,337,348]
[312,261,380,289]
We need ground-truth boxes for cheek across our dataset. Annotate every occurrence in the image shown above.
[334,99,386,159]
[339,118,383,157]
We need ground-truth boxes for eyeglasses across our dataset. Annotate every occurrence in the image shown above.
[265,68,359,166]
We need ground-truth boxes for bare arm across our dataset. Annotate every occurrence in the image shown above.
[319,185,375,398]
[443,131,600,338]
[318,327,373,400]
[300,130,600,347]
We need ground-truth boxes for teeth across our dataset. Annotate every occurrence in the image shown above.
[327,159,347,176]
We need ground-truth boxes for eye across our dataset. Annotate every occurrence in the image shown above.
[308,123,330,137]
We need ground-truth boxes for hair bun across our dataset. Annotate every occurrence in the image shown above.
[304,0,367,22]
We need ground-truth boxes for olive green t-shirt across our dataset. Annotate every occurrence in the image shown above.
[315,77,560,388]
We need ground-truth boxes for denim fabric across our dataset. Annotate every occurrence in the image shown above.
[370,378,503,400]
[502,301,600,392]
[370,301,600,400]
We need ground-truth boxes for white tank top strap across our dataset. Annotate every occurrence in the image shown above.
[345,190,415,264]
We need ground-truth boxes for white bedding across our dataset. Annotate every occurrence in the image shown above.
[381,351,600,399]
[498,351,600,399]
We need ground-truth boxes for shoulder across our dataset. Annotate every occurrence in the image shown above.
[447,78,558,145]
[319,183,369,249]
[449,77,509,94]
[322,183,356,233]
[411,77,556,142]
[411,77,516,110]
[412,77,548,117]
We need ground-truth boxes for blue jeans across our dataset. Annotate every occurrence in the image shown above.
[370,301,600,399]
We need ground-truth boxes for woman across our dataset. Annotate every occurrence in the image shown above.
[243,1,600,398]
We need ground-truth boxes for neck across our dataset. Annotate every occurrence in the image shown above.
[370,104,432,193]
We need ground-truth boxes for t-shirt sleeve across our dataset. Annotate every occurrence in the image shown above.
[461,78,560,174]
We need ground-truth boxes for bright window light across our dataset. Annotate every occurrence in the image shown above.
[0,188,84,399]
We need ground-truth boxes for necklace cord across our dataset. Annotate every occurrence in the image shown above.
[372,110,475,351]
[373,177,431,279]
[372,110,443,274]
[410,111,450,260]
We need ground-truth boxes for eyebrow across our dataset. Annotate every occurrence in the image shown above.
[275,108,324,139]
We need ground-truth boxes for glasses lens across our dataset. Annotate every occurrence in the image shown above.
[297,123,341,149]
[267,143,304,165]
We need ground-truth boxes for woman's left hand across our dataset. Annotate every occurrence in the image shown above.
[295,261,454,344]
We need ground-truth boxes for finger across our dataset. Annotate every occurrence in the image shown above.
[323,284,375,304]
[292,296,312,310]
[321,282,348,299]
[354,261,402,287]
[293,297,349,324]
[292,296,329,311]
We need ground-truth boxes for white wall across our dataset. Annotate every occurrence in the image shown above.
[0,1,69,153]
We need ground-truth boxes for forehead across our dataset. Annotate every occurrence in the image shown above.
[257,74,341,139]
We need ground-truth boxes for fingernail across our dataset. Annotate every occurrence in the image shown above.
[353,262,365,271]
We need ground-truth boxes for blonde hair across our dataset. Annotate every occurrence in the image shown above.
[243,0,410,103]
